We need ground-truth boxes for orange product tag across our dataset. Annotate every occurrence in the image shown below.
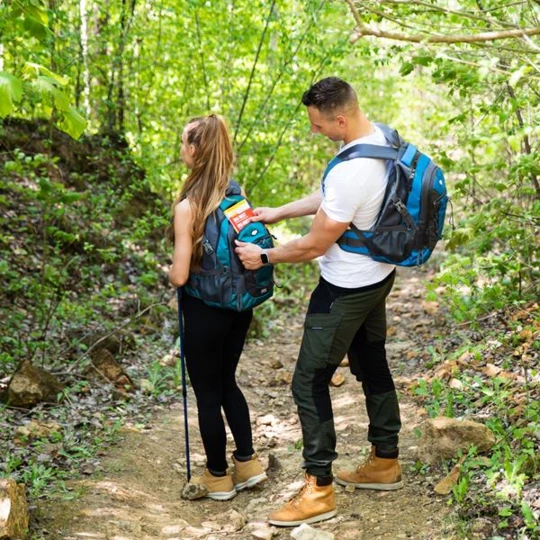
[223,199,255,233]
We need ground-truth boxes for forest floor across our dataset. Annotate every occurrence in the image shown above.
[31,264,458,540]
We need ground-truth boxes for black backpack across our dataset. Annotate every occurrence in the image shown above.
[322,124,448,266]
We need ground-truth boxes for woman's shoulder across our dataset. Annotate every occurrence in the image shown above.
[174,198,193,221]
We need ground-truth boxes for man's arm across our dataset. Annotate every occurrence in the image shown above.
[235,207,349,269]
[252,190,322,224]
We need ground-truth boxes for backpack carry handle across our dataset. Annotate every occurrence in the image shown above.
[176,287,191,482]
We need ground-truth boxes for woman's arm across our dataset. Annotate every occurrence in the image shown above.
[169,199,193,287]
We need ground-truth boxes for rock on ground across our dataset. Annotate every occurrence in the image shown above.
[291,523,335,540]
[6,361,63,407]
[417,416,496,464]
[0,479,29,539]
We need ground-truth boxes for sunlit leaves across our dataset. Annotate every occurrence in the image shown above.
[23,63,71,86]
[0,72,23,117]
[58,108,87,140]
[11,0,50,41]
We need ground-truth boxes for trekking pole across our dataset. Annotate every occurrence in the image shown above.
[176,287,191,482]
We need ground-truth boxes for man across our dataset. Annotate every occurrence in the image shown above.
[235,77,403,527]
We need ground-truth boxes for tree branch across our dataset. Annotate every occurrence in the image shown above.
[344,0,540,44]
[237,0,325,153]
[233,0,276,146]
[506,82,540,198]
[378,0,525,28]
[194,10,210,111]
[247,30,355,195]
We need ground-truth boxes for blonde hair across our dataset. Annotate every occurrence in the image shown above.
[166,114,233,265]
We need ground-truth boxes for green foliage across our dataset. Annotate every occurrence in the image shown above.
[0,131,170,377]
[411,324,540,538]
[1,0,538,312]
[1,3,539,534]
[0,72,23,116]
[0,2,86,138]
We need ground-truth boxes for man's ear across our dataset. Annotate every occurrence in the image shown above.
[336,114,347,127]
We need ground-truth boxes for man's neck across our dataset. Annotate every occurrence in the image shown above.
[343,116,375,145]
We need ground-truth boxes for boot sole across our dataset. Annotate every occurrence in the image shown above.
[235,473,268,491]
[206,489,237,501]
[268,509,337,527]
[335,477,404,490]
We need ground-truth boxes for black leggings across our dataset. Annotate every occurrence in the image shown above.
[181,293,254,473]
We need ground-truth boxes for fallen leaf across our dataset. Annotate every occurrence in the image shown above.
[483,363,502,377]
[518,329,533,342]
[434,461,463,495]
[422,301,439,315]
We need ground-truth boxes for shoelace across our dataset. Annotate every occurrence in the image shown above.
[357,449,376,472]
[289,479,315,507]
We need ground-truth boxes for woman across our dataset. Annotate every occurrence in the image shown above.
[167,114,267,500]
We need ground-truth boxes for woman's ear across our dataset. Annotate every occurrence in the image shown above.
[188,144,196,157]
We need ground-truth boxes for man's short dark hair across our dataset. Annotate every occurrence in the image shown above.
[302,77,357,116]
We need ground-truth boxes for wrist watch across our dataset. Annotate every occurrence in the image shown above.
[260,251,270,265]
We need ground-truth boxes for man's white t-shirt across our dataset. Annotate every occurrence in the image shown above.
[319,125,396,288]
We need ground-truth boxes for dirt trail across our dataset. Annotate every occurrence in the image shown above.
[35,267,453,539]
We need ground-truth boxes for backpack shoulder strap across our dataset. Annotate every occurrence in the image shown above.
[321,143,398,193]
[375,123,404,147]
[218,180,244,213]
[340,144,399,162]
[226,179,242,196]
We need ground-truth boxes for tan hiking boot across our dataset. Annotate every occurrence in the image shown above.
[191,469,236,501]
[335,446,403,490]
[268,473,336,527]
[232,454,268,491]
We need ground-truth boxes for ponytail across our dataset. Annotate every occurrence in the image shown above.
[166,115,234,266]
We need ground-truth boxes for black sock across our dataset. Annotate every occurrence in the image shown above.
[233,451,253,462]
[375,447,399,459]
[208,468,227,477]
[315,475,334,486]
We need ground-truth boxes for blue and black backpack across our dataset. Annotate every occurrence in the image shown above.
[322,124,448,267]
[184,181,274,311]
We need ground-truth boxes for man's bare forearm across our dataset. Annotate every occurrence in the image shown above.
[275,190,322,221]
[268,233,324,264]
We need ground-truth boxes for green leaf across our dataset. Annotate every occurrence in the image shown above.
[23,14,48,41]
[59,191,83,204]
[58,107,87,140]
[27,4,49,25]
[399,62,414,76]
[32,75,70,111]
[509,66,529,87]
[0,72,23,117]
[23,62,70,86]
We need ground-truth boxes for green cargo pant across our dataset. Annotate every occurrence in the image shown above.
[292,271,401,477]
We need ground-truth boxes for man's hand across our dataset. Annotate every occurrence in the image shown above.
[235,240,263,270]
[251,207,281,224]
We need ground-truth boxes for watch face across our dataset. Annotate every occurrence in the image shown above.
[260,252,269,265]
